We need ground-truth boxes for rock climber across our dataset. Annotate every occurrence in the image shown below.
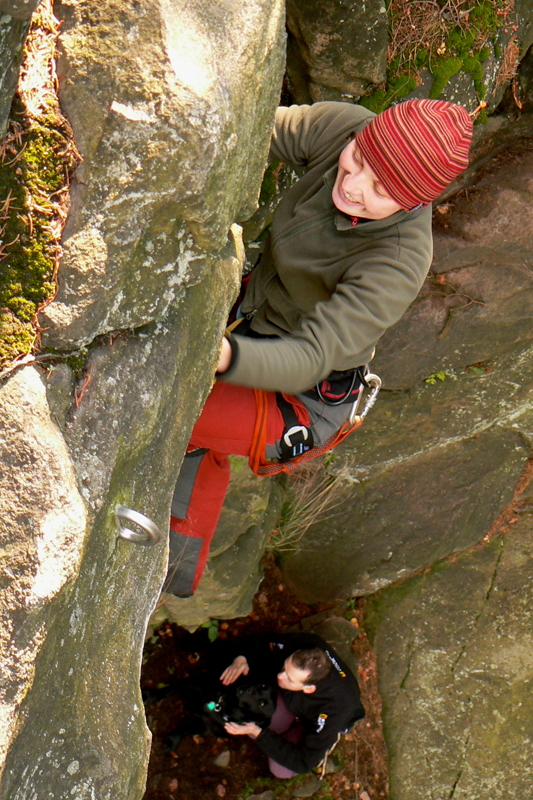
[166,99,473,597]
[221,631,364,777]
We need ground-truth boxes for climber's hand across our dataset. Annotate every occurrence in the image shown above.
[216,337,232,373]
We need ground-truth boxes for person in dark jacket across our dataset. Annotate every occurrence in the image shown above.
[166,100,474,598]
[221,632,364,777]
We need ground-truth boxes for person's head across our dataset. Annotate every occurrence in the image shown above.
[277,648,331,694]
[332,99,473,220]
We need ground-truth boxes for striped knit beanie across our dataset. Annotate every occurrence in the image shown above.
[356,99,473,211]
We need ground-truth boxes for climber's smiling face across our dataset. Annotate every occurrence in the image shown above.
[332,140,402,220]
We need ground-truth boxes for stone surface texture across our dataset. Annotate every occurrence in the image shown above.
[40,0,286,349]
[365,513,533,800]
[290,613,361,678]
[0,0,41,19]
[282,139,533,602]
[151,458,283,632]
[286,0,388,103]
[0,367,86,775]
[0,12,30,138]
[0,258,241,800]
[0,0,286,797]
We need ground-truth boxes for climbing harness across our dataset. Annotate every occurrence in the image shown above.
[314,367,363,406]
[248,373,382,477]
[276,393,314,462]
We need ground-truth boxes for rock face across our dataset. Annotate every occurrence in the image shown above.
[0,246,242,800]
[0,0,41,137]
[151,458,283,632]
[0,0,286,797]
[0,367,87,773]
[286,0,388,103]
[40,0,286,349]
[365,513,533,800]
[282,140,533,601]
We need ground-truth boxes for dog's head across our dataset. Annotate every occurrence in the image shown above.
[203,680,277,729]
[231,681,277,726]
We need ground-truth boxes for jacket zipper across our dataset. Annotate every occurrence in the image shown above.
[271,212,333,249]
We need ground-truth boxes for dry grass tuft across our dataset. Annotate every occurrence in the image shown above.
[388,0,449,75]
[18,0,60,118]
[496,34,520,88]
[268,462,353,554]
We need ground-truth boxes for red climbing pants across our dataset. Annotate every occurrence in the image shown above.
[166,382,309,597]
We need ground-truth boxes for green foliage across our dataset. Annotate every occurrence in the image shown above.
[423,370,457,385]
[259,160,281,205]
[344,597,357,620]
[228,454,246,474]
[239,774,334,800]
[65,346,90,379]
[201,618,220,642]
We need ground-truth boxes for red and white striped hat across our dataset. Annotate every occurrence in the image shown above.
[356,99,473,210]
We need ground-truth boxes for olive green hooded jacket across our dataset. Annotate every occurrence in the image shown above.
[220,102,433,394]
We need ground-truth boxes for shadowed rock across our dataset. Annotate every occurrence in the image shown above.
[286,0,387,104]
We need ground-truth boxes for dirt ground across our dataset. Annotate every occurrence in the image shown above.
[141,555,388,800]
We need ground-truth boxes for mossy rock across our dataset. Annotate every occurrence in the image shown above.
[0,100,74,367]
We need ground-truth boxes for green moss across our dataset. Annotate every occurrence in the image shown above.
[362,0,510,114]
[0,98,70,367]
[0,309,35,364]
[66,347,90,378]
[259,160,281,205]
[428,56,463,99]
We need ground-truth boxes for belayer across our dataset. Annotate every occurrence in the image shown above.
[167,99,473,597]
[221,632,364,777]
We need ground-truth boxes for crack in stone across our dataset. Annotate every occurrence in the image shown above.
[425,755,436,800]
[448,732,470,799]
[399,655,411,691]
[451,538,505,673]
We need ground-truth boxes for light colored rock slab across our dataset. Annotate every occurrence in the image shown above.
[0,366,87,779]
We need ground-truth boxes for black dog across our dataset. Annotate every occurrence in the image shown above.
[144,676,277,752]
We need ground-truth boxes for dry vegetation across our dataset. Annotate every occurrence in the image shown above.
[388,0,515,79]
[268,462,353,554]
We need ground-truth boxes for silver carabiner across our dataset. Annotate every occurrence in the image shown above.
[349,373,382,425]
[115,505,161,547]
